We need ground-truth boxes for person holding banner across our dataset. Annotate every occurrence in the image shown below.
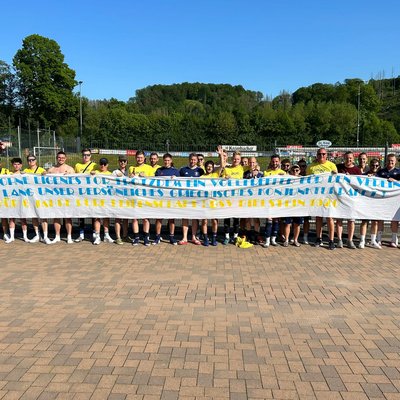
[74,149,97,243]
[197,154,206,171]
[112,155,130,244]
[243,157,263,244]
[217,146,244,245]
[263,155,286,248]
[283,164,304,247]
[358,152,370,174]
[90,158,114,245]
[335,151,361,249]
[149,152,162,173]
[178,153,204,245]
[376,154,400,247]
[47,151,75,244]
[201,160,220,246]
[359,158,382,249]
[154,153,180,245]
[129,150,155,246]
[0,158,10,242]
[306,148,337,250]
[23,154,51,244]
[3,158,30,243]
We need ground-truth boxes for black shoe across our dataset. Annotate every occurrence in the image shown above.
[314,238,323,247]
[328,240,335,250]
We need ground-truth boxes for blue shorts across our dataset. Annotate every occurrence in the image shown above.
[284,217,304,225]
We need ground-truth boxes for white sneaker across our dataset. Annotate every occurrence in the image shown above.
[43,237,52,245]
[358,241,365,249]
[67,237,74,244]
[103,236,114,243]
[51,237,61,244]
[93,236,101,245]
[23,237,30,243]
[29,235,40,243]
[371,241,382,249]
[4,235,14,244]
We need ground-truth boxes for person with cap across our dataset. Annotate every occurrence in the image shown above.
[112,155,130,244]
[91,158,114,245]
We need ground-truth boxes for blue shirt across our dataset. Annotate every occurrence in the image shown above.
[179,166,204,177]
[155,166,179,177]
[376,167,400,180]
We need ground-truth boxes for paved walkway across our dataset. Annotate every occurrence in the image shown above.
[0,239,399,399]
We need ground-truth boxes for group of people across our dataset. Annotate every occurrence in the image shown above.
[0,142,399,250]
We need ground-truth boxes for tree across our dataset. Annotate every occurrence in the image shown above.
[0,60,18,127]
[13,34,77,128]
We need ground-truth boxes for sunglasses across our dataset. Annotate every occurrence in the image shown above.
[317,153,327,156]
[83,153,91,157]
[28,158,36,162]
[119,160,127,163]
[100,163,107,166]
[292,168,300,172]
[371,164,380,167]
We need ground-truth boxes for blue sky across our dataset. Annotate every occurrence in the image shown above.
[1,0,399,101]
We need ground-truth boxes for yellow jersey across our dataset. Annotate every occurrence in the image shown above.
[203,172,220,178]
[263,168,286,176]
[0,167,10,175]
[152,164,162,172]
[128,164,155,177]
[23,166,46,174]
[307,161,337,175]
[75,161,97,173]
[221,165,244,179]
[92,170,112,175]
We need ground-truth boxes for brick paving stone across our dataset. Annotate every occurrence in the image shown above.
[0,240,400,399]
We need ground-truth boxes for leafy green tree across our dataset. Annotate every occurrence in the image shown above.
[13,34,77,128]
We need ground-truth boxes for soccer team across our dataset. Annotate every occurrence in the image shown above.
[1,142,400,249]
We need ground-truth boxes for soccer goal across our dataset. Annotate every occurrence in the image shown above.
[33,146,63,168]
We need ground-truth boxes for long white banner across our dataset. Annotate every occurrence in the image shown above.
[1,173,400,220]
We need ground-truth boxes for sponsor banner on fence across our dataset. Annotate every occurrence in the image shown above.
[0,173,399,220]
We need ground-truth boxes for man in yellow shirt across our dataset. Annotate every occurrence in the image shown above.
[90,158,114,245]
[307,148,337,250]
[74,148,97,173]
[149,152,161,172]
[217,146,244,244]
[129,151,155,245]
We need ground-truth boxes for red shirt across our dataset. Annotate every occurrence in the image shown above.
[336,163,362,175]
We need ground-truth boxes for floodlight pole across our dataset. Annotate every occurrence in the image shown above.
[78,80,83,150]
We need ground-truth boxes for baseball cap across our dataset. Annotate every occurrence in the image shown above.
[99,157,108,165]
[118,155,127,162]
